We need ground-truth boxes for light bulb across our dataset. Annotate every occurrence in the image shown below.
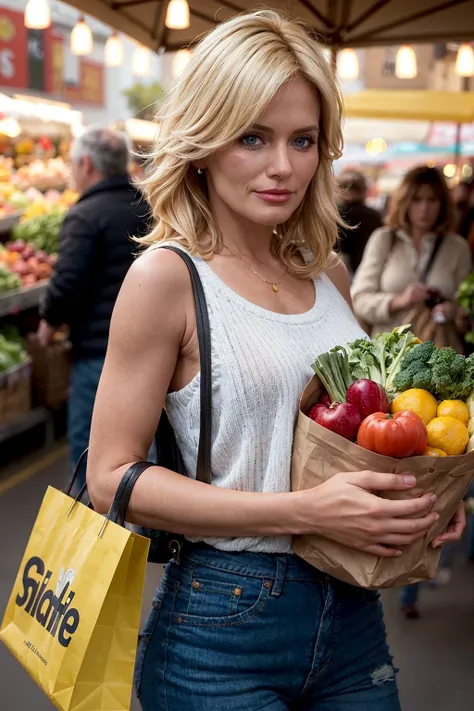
[165,0,190,30]
[105,33,123,67]
[443,164,457,179]
[337,49,359,80]
[395,45,417,79]
[172,49,192,78]
[455,43,474,77]
[71,16,93,56]
[133,45,151,77]
[24,0,51,30]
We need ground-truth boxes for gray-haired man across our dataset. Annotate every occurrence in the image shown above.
[38,126,149,481]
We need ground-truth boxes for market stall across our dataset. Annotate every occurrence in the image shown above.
[0,94,82,236]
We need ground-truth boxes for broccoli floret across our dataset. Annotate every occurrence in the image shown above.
[399,340,436,367]
[392,342,436,393]
[428,348,473,400]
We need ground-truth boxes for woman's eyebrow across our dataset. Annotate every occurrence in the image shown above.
[251,123,319,133]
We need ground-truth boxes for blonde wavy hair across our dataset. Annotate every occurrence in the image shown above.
[139,9,345,278]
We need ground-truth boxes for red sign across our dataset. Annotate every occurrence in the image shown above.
[51,31,104,106]
[0,7,27,88]
[0,7,104,106]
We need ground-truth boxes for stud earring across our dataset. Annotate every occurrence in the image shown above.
[197,168,203,174]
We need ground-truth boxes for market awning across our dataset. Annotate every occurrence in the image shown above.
[343,90,474,124]
[64,0,474,53]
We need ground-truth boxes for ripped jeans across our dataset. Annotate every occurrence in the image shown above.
[135,543,401,711]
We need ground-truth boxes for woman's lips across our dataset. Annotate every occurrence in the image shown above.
[254,191,293,203]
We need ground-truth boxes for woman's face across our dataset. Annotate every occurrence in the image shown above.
[408,184,441,233]
[201,75,321,226]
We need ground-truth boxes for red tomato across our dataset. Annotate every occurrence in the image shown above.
[357,410,428,458]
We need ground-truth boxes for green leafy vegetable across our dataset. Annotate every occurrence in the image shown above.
[312,347,354,402]
[0,265,21,293]
[428,348,474,401]
[393,341,474,401]
[0,333,28,373]
[12,208,65,254]
[344,325,419,392]
[392,341,436,392]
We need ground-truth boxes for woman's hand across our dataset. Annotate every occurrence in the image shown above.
[432,301,457,323]
[302,471,439,558]
[431,502,466,548]
[390,283,430,313]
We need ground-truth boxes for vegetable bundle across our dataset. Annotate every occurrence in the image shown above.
[308,326,474,458]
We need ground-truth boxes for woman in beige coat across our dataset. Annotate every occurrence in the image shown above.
[351,166,472,339]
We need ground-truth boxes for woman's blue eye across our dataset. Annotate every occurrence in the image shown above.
[241,134,262,148]
[293,136,314,149]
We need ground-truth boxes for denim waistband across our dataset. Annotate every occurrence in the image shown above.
[179,541,329,590]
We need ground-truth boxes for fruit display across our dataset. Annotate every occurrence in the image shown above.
[307,326,474,458]
[12,209,65,255]
[0,331,29,373]
[0,241,55,289]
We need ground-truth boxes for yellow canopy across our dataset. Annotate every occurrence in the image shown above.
[344,90,474,124]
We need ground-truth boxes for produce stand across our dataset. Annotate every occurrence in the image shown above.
[0,406,54,446]
[0,281,47,319]
[0,211,24,235]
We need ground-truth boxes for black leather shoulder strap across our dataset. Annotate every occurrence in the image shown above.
[65,244,213,529]
[160,245,212,484]
[420,235,444,284]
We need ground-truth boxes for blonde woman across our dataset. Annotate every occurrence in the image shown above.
[87,12,463,711]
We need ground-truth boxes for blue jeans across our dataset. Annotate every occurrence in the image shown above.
[135,543,401,711]
[68,356,105,488]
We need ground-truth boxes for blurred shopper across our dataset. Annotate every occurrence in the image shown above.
[337,171,382,276]
[352,166,471,343]
[37,126,149,481]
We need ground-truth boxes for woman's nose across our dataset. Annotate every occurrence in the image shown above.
[267,145,293,179]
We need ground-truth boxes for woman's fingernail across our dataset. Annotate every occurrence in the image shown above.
[434,513,440,521]
[431,494,437,503]
[403,475,416,485]
[395,550,403,556]
[433,541,444,548]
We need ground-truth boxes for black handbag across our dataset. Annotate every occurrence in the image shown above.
[64,246,212,564]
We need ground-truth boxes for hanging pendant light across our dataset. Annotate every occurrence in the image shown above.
[24,0,51,30]
[71,16,93,56]
[172,49,192,78]
[455,43,474,77]
[105,33,124,67]
[133,45,151,77]
[395,45,417,79]
[165,0,190,30]
[336,48,359,80]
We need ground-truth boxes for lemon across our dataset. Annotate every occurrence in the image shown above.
[423,446,447,457]
[427,416,469,456]
[437,400,469,426]
[391,389,438,425]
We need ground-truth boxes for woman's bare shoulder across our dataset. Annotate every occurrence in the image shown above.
[111,246,193,343]
[324,252,353,309]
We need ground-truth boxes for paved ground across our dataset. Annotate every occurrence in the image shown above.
[0,445,473,711]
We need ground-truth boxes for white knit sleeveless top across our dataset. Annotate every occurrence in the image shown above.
[163,244,366,553]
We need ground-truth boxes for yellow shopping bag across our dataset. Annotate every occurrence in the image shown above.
[0,485,150,711]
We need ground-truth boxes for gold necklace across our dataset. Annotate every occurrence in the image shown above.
[222,244,288,293]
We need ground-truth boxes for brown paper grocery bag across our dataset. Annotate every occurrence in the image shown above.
[291,376,474,589]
